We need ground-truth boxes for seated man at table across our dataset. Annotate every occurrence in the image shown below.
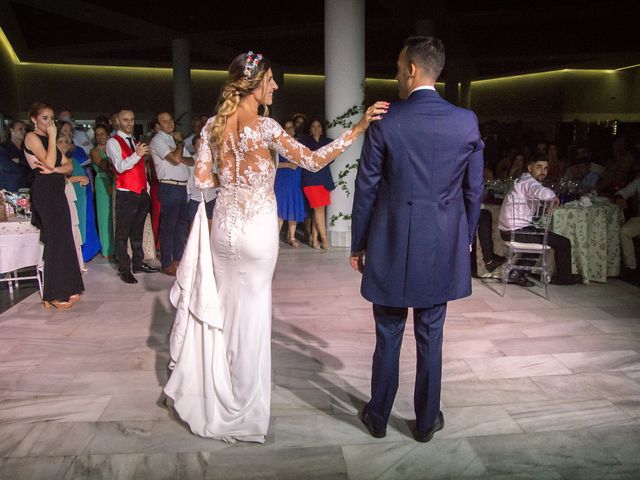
[499,155,582,286]
[614,166,640,281]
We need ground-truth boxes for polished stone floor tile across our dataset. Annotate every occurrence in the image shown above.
[466,354,572,380]
[531,372,640,400]
[275,413,407,448]
[440,405,523,438]
[207,446,348,479]
[553,350,640,374]
[10,421,97,457]
[589,423,640,465]
[504,398,635,432]
[0,394,111,424]
[468,430,620,478]
[0,455,75,480]
[84,421,154,455]
[342,438,485,480]
[442,378,550,407]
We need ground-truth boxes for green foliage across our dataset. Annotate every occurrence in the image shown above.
[326,79,369,227]
[334,160,360,197]
[329,212,352,227]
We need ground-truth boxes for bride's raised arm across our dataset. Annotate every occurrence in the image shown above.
[265,101,388,172]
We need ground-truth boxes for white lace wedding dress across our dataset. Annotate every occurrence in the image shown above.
[164,116,361,443]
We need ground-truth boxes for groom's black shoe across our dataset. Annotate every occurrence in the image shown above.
[414,411,445,443]
[360,407,386,438]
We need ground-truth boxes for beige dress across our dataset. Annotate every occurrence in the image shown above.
[64,180,85,271]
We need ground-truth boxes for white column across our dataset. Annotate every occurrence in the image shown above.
[325,0,365,248]
[172,38,192,137]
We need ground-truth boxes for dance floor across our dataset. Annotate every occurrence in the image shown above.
[0,246,639,479]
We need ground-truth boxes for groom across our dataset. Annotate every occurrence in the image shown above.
[350,36,484,442]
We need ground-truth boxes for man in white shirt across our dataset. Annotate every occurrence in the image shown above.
[499,155,581,285]
[614,162,640,281]
[149,112,195,276]
[186,134,218,229]
[106,107,158,284]
[183,116,205,157]
[59,109,92,155]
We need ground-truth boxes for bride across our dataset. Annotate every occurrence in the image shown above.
[164,51,388,443]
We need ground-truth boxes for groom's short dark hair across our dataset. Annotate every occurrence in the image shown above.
[403,36,445,81]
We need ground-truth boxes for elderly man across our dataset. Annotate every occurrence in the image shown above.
[149,111,195,276]
[499,155,581,285]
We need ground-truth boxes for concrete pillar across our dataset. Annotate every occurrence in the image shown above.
[172,38,192,136]
[324,0,365,248]
[270,65,285,124]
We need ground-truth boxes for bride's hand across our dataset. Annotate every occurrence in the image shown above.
[355,101,389,134]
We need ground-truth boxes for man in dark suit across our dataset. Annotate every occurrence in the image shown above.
[350,36,484,442]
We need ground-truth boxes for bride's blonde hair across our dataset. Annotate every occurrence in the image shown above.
[210,52,271,159]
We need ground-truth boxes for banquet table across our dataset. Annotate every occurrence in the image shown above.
[475,199,624,283]
[0,218,42,292]
[551,198,624,283]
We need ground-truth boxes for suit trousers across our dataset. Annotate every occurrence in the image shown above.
[368,303,447,433]
[115,189,150,274]
[620,216,640,269]
[500,229,573,281]
[477,208,497,263]
[158,183,189,268]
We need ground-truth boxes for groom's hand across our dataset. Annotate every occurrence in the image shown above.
[350,251,365,273]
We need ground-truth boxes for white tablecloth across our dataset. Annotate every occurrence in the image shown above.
[0,219,43,273]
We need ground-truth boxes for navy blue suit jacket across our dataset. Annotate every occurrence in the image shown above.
[350,89,484,308]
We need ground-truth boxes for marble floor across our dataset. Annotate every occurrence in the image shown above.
[0,246,639,479]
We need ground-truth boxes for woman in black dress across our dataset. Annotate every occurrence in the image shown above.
[23,102,84,309]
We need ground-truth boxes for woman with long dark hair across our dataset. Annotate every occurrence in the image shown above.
[23,103,84,309]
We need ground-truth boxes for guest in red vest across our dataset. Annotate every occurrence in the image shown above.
[105,107,159,283]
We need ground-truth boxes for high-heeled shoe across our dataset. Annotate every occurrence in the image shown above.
[320,237,331,250]
[288,237,300,248]
[43,300,73,310]
[310,239,321,249]
[69,294,81,305]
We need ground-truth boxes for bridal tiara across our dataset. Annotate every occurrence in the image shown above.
[243,51,263,79]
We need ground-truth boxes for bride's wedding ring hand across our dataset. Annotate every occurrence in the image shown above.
[357,101,390,132]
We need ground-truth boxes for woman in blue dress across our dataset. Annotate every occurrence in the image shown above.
[300,118,334,249]
[274,119,306,247]
[60,121,101,263]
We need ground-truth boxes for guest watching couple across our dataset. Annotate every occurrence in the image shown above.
[185,134,218,231]
[149,112,194,276]
[23,102,84,309]
[499,155,582,286]
[613,154,640,282]
[56,132,87,273]
[301,118,334,249]
[59,121,101,264]
[0,120,31,192]
[106,107,159,284]
[90,124,115,258]
[274,119,306,247]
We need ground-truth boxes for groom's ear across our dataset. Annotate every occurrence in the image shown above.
[408,62,417,78]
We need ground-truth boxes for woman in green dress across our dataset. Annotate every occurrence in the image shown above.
[89,124,115,258]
